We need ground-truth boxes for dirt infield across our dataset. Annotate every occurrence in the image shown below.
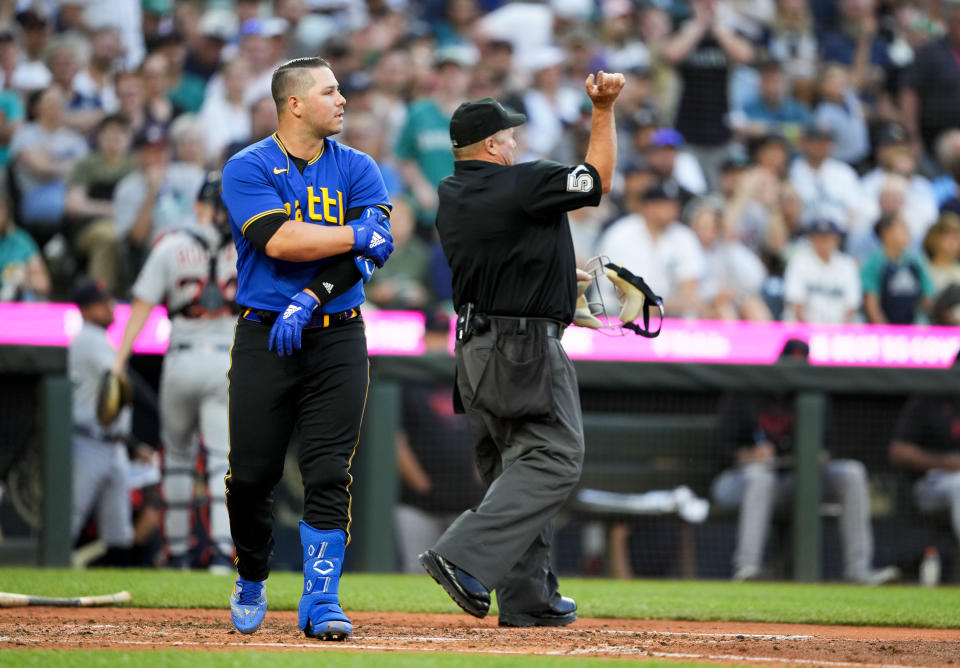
[1,608,959,666]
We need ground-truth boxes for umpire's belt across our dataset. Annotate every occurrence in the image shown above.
[485,316,564,339]
[241,307,361,329]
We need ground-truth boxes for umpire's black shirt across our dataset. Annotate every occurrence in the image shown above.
[436,159,602,323]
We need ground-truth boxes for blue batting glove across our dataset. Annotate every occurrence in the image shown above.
[354,256,376,283]
[268,291,318,356]
[350,208,394,268]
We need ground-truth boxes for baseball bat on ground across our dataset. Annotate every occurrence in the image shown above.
[0,590,131,607]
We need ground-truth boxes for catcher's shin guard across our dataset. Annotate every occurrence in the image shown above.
[298,521,352,640]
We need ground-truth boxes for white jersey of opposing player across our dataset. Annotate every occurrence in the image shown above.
[131,225,238,347]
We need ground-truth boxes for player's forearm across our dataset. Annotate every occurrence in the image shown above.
[889,440,944,472]
[263,220,355,262]
[863,294,885,324]
[66,187,114,219]
[113,298,154,373]
[712,23,754,64]
[584,106,616,195]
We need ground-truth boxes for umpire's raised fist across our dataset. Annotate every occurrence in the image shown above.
[585,71,625,110]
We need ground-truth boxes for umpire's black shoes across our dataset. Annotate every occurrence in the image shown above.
[418,550,490,618]
[499,596,578,627]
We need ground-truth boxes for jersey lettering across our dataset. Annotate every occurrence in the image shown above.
[307,187,344,225]
[283,201,304,221]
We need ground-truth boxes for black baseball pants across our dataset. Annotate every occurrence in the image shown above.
[225,316,369,582]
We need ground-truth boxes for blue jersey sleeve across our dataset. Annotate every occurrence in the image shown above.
[222,156,289,238]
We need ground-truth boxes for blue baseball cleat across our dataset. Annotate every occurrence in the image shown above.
[298,520,352,641]
[230,577,267,634]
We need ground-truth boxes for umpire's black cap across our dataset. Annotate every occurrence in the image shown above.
[449,98,526,148]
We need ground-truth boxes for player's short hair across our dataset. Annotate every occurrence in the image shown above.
[271,57,332,114]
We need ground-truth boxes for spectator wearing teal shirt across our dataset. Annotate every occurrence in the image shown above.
[862,212,934,325]
[395,46,474,228]
[0,193,50,301]
[737,59,811,142]
[0,88,25,168]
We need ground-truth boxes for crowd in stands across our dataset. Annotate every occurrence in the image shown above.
[1,0,960,327]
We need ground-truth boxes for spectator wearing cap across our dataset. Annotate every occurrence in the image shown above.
[520,45,583,160]
[812,63,870,167]
[199,57,253,165]
[0,186,50,301]
[596,182,705,317]
[901,2,960,157]
[59,0,145,70]
[3,10,53,93]
[141,0,174,53]
[861,211,934,324]
[644,127,707,203]
[689,195,771,321]
[788,123,865,233]
[923,213,960,297]
[662,0,754,189]
[735,58,811,142]
[112,122,204,272]
[783,217,861,323]
[9,85,89,241]
[858,138,937,246]
[396,45,475,228]
[65,114,138,290]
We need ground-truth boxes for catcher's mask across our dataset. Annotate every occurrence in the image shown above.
[581,256,664,338]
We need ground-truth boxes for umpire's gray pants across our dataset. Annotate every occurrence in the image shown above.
[433,331,584,616]
[712,459,874,580]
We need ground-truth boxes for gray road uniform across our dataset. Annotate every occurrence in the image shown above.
[69,322,134,548]
[131,224,238,561]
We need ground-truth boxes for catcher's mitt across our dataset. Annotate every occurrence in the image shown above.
[96,370,133,426]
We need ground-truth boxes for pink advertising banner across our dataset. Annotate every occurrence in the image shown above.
[0,303,957,367]
[0,303,426,356]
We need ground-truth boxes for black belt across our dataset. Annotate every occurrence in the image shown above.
[241,307,361,329]
[487,316,564,338]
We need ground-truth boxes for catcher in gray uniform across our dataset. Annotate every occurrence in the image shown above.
[113,172,239,571]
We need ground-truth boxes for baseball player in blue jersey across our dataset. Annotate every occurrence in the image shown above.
[220,57,394,640]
